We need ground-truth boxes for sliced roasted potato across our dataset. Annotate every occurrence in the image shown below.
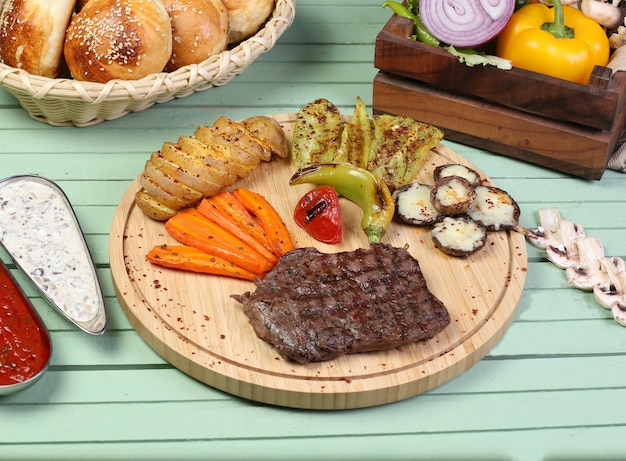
[194,125,261,168]
[176,136,238,184]
[204,141,255,177]
[213,116,272,161]
[156,145,223,196]
[134,114,289,221]
[144,160,204,204]
[139,173,190,211]
[241,116,290,158]
[201,144,254,178]
[134,190,178,221]
[159,140,209,178]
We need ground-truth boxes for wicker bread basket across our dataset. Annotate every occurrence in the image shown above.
[0,0,295,127]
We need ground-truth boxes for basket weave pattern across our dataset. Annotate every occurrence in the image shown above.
[0,0,295,127]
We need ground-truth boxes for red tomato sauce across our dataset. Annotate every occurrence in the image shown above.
[0,262,51,386]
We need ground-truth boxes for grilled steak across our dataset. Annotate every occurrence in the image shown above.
[231,243,450,364]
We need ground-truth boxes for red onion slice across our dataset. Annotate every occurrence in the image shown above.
[420,0,516,48]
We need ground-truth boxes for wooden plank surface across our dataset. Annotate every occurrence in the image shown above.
[1,0,626,459]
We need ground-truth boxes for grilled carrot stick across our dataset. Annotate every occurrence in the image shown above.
[165,208,274,275]
[196,193,278,264]
[209,191,273,249]
[146,244,258,281]
[232,188,295,257]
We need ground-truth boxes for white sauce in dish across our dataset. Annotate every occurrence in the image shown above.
[0,177,103,327]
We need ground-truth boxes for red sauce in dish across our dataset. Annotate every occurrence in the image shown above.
[0,262,51,386]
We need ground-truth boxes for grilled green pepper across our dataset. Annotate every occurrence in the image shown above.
[290,163,394,244]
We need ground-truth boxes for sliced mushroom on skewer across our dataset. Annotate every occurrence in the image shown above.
[526,208,564,249]
[528,207,626,327]
[566,236,607,291]
[546,219,586,269]
[594,257,626,309]
[593,257,626,326]
[613,303,626,327]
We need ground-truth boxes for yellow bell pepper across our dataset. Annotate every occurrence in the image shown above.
[496,0,610,84]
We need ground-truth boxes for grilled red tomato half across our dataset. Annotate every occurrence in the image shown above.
[294,186,342,244]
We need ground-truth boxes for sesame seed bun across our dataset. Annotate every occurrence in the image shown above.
[222,0,274,44]
[162,0,228,72]
[63,0,173,82]
[0,0,76,78]
[74,0,90,10]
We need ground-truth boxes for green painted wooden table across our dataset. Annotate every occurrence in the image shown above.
[1,1,626,459]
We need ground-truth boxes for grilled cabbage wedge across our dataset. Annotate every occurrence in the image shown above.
[291,97,443,191]
[135,116,288,221]
[340,96,373,170]
[292,98,345,168]
[368,114,443,191]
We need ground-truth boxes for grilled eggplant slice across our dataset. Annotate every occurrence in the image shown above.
[290,97,443,190]
[134,191,178,221]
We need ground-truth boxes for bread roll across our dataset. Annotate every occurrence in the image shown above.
[222,0,274,44]
[162,0,228,72]
[63,0,172,82]
[0,0,76,78]
[75,0,91,10]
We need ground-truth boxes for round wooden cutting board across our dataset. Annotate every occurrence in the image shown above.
[109,113,528,410]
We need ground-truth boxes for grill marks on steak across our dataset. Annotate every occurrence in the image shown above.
[231,243,450,364]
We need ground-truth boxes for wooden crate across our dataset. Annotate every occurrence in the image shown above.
[373,15,626,179]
